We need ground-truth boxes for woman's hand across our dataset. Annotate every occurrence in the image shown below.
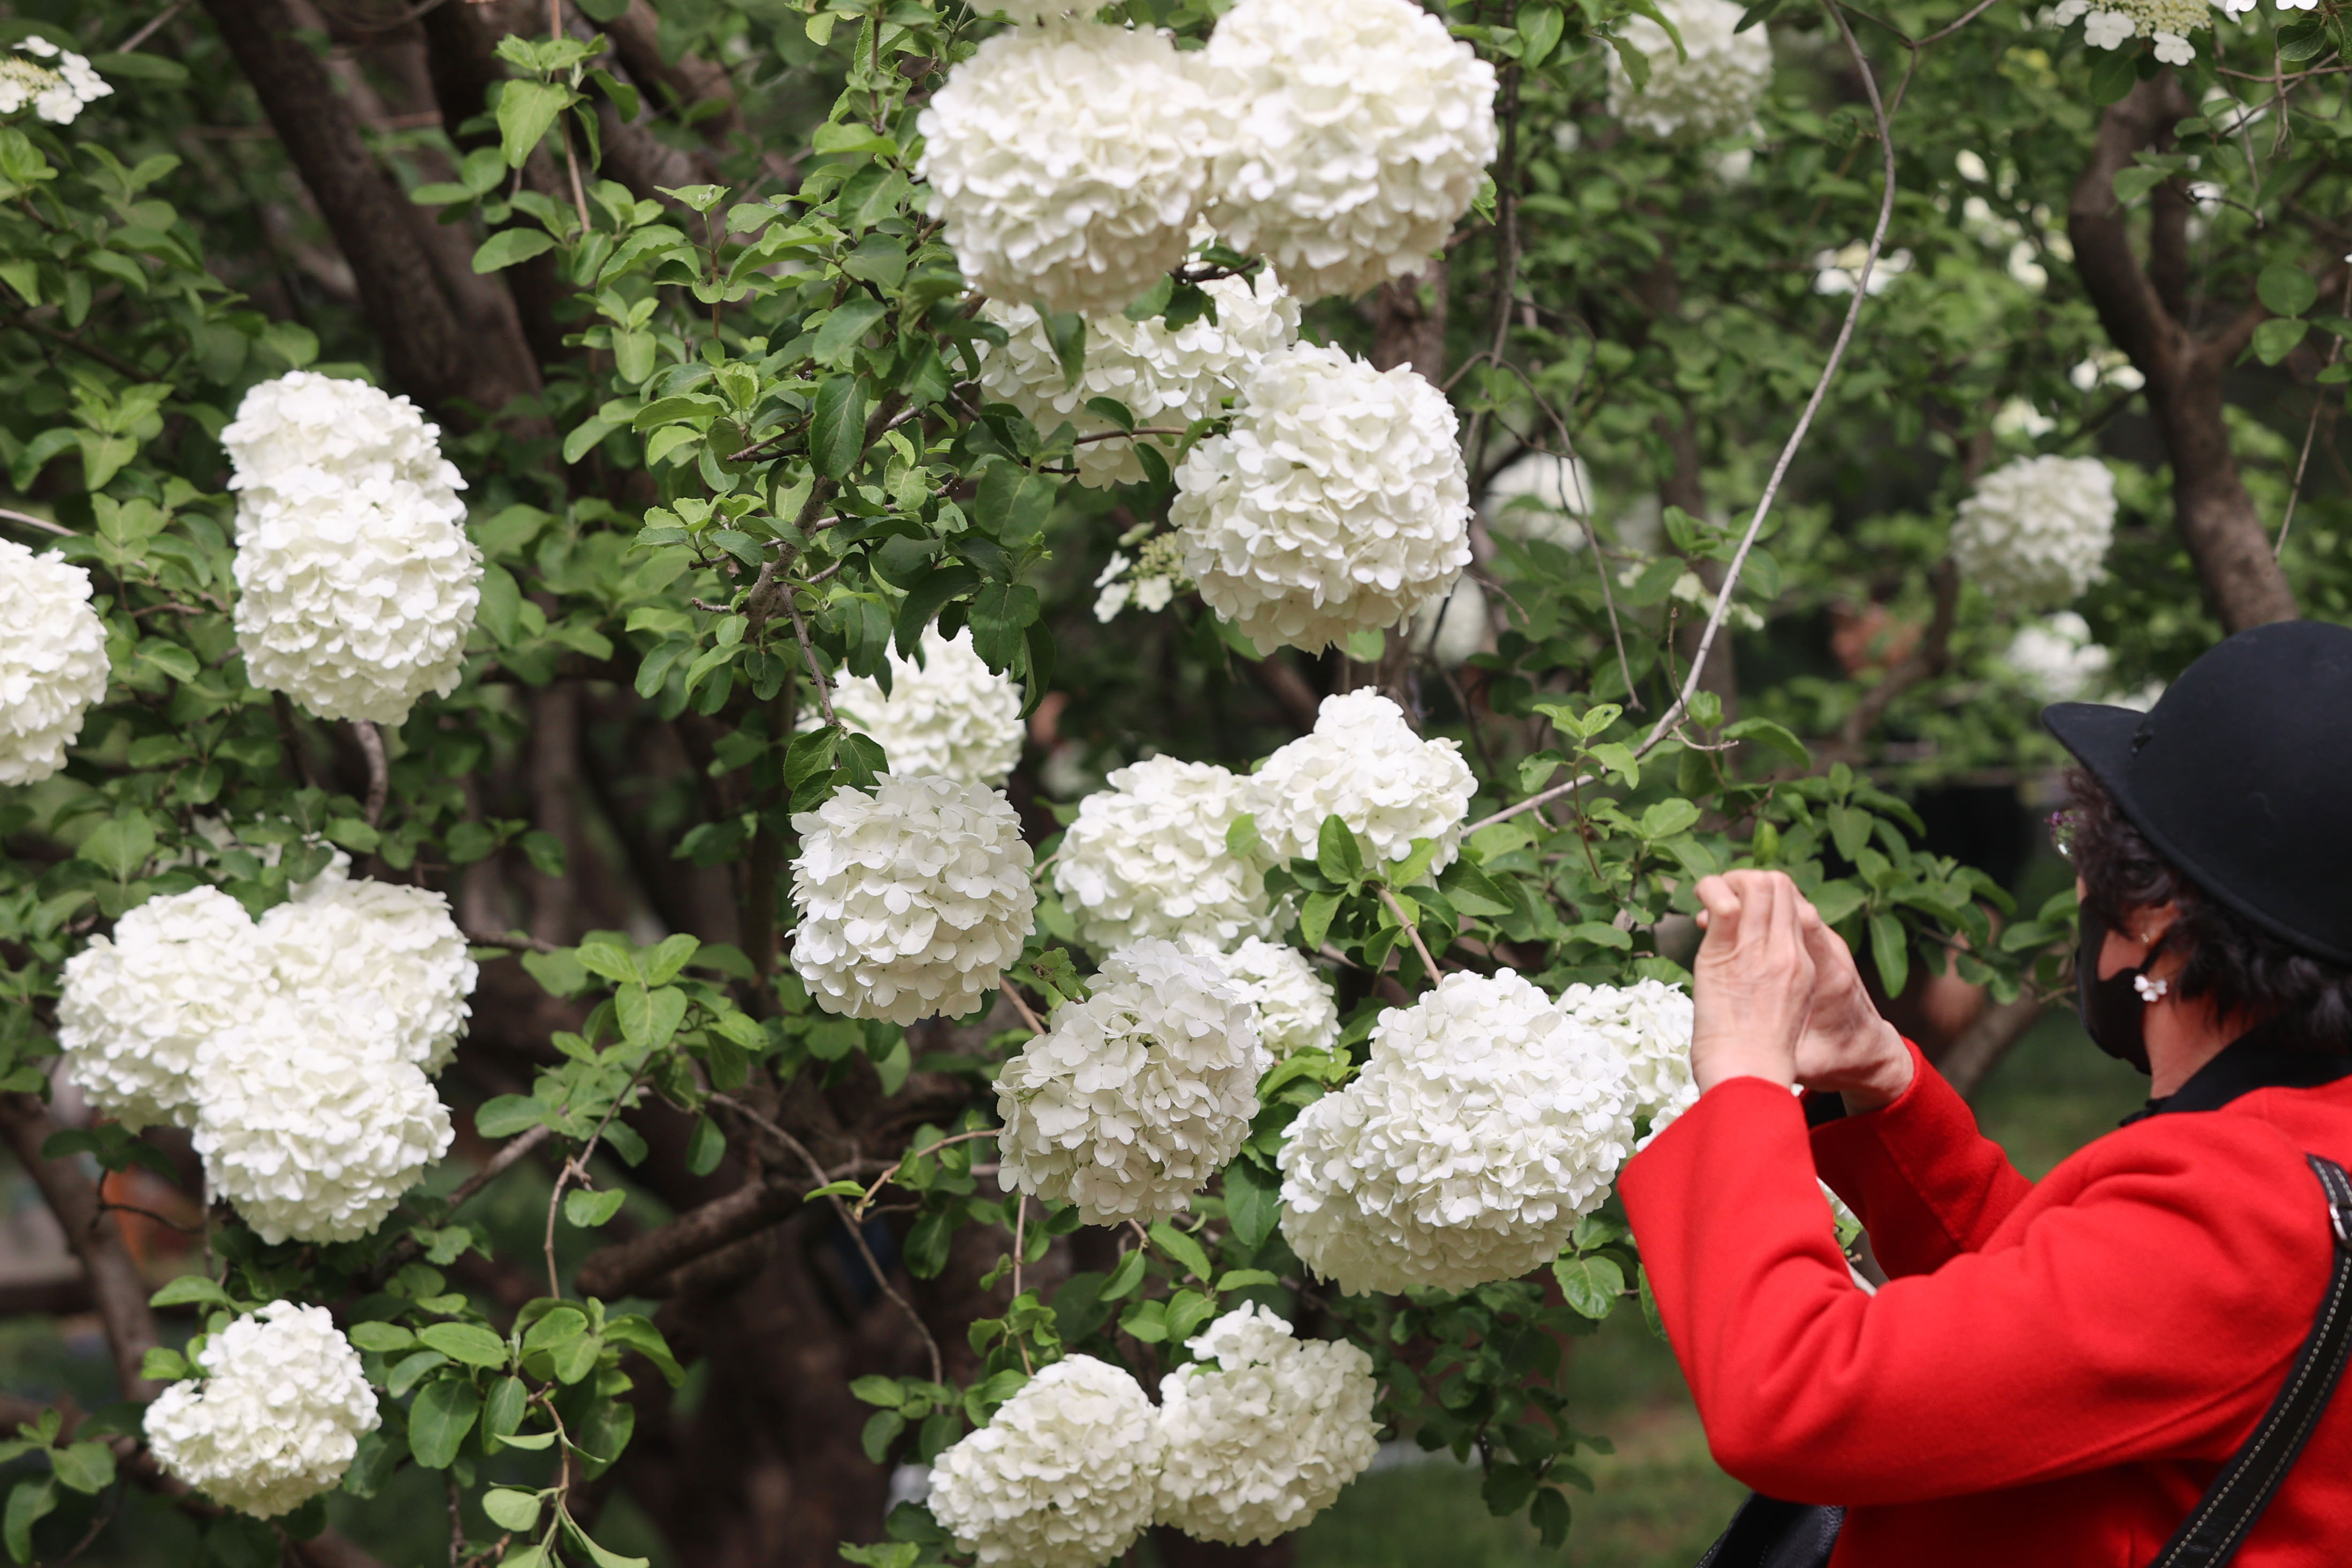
[1793,899,1915,1114]
[1690,871,1815,1093]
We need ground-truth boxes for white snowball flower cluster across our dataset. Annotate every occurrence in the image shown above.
[996,940,1269,1224]
[57,889,273,1133]
[1279,971,1636,1295]
[1174,345,1471,655]
[789,775,1037,1024]
[1201,0,1499,302]
[1557,977,1696,1128]
[1607,0,1774,144]
[144,1302,379,1518]
[193,1001,454,1244]
[0,37,112,125]
[222,372,480,726]
[1483,451,1593,550]
[929,1356,1165,1568]
[2005,611,2116,705]
[917,24,1218,317]
[1950,454,2117,610]
[1254,690,1476,876]
[259,861,476,1074]
[1156,1304,1380,1546]
[979,270,1301,488]
[1207,938,1339,1059]
[1052,758,1273,952]
[0,539,110,786]
[2051,0,2210,63]
[828,628,1026,789]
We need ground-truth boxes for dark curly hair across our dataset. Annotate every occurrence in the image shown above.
[2068,766,2352,1046]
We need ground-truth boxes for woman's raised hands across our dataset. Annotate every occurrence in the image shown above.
[1690,870,1917,1111]
[1691,871,1816,1093]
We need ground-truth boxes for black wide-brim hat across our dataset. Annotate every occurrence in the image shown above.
[2044,619,2352,968]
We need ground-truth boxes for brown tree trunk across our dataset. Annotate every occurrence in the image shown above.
[2067,74,2300,632]
[1363,256,1449,380]
[0,1096,161,1400]
[198,0,536,418]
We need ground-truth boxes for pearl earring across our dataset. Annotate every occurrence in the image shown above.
[2134,974,2170,1003]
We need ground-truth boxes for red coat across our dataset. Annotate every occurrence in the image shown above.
[1617,1041,2352,1565]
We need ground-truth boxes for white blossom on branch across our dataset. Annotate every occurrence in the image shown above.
[928,1355,1165,1568]
[1278,970,1636,1295]
[1173,345,1472,656]
[1052,757,1274,952]
[996,939,1268,1223]
[1200,0,1498,302]
[828,627,1026,790]
[918,21,1219,317]
[788,775,1037,1024]
[0,539,110,786]
[1606,0,1774,144]
[1253,689,1476,876]
[1155,1303,1381,1545]
[145,1301,379,1519]
[1950,454,2117,610]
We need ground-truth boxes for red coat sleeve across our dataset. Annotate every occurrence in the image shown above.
[1618,1076,2330,1506]
[1807,1039,2036,1278]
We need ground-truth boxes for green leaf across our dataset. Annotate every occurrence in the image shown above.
[2252,317,2308,366]
[814,297,887,364]
[4,1478,55,1565]
[346,1322,416,1353]
[560,1513,651,1568]
[417,1321,510,1369]
[1316,815,1365,885]
[148,1274,233,1311]
[850,1375,905,1409]
[1224,1159,1280,1253]
[966,582,1039,669]
[685,1116,727,1177]
[564,1187,628,1228]
[1516,2,1566,66]
[476,1096,547,1138]
[483,1489,543,1533]
[497,80,572,169]
[522,1307,589,1352]
[1868,909,1911,998]
[1299,890,1342,953]
[48,1441,113,1496]
[138,1347,189,1382]
[1215,1268,1279,1291]
[473,227,556,274]
[407,1378,480,1470]
[861,1409,906,1464]
[1639,799,1701,839]
[1722,717,1811,768]
[1553,1254,1625,1320]
[1147,1221,1215,1283]
[810,374,867,479]
[1100,1246,1149,1301]
[972,464,1056,546]
[1481,1462,1541,1517]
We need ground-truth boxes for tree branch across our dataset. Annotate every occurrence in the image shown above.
[197,0,531,416]
[0,1096,163,1400]
[574,1171,812,1299]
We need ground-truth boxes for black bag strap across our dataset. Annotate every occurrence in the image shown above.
[2146,1153,2352,1568]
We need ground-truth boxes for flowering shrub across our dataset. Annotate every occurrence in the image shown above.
[0,0,2324,1562]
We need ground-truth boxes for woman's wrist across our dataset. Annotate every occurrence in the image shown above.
[1835,1022,1915,1115]
[1692,1049,1798,1095]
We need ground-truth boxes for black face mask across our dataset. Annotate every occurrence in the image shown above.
[2077,902,2152,1075]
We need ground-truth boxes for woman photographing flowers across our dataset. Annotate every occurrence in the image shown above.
[1622,620,2352,1565]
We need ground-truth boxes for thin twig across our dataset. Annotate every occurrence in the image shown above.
[1010,1195,1035,1374]
[1376,885,1444,983]
[852,1128,998,1216]
[446,1125,553,1215]
[781,587,838,728]
[1469,1,1897,838]
[353,720,388,828]
[2278,272,2351,556]
[0,507,73,538]
[550,0,592,233]
[1003,985,1045,1034]
[712,1093,946,1383]
[461,927,565,954]
[121,0,193,52]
